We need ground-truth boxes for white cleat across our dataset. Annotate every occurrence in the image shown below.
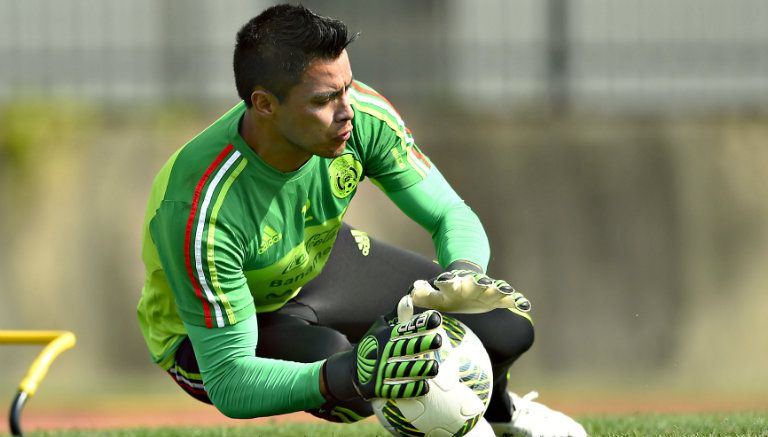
[489,391,587,437]
[465,417,495,436]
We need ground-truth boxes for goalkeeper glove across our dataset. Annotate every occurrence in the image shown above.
[410,261,531,314]
[322,310,443,401]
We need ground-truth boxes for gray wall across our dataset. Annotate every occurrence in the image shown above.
[1,0,767,402]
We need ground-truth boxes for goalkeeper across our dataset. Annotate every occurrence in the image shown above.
[137,4,585,437]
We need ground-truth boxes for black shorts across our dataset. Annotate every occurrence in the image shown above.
[168,223,534,423]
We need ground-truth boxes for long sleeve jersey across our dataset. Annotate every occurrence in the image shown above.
[137,81,489,417]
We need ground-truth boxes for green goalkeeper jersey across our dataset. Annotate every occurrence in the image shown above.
[137,81,490,416]
[140,81,446,367]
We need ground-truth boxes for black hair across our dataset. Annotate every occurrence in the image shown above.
[233,4,357,106]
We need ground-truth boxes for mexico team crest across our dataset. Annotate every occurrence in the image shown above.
[329,154,363,198]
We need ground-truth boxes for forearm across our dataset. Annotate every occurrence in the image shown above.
[185,315,326,418]
[386,168,490,271]
[205,355,325,418]
[432,202,489,272]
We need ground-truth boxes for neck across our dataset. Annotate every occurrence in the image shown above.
[240,109,311,173]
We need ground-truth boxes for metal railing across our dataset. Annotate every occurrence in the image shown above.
[0,0,766,112]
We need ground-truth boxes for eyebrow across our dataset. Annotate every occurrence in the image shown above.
[313,77,355,101]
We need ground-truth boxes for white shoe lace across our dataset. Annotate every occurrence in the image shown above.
[491,391,587,437]
[511,391,546,420]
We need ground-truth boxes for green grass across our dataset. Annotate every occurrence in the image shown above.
[581,412,768,436]
[15,412,768,437]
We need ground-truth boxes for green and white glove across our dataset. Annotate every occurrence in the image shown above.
[410,261,531,314]
[322,310,443,401]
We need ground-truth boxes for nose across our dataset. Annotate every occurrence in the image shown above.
[335,92,354,123]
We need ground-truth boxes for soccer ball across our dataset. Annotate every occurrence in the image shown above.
[372,315,493,437]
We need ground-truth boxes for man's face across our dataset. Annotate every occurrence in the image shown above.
[272,50,355,159]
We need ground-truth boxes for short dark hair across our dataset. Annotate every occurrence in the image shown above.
[233,4,357,106]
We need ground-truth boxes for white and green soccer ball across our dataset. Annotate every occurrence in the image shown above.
[372,315,493,437]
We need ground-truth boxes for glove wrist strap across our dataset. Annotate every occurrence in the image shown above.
[323,350,360,402]
[446,259,484,273]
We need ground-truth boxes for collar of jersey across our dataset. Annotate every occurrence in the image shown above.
[229,111,318,182]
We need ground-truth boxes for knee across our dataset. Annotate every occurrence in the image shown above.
[256,324,353,362]
[464,310,535,365]
[320,327,354,353]
[298,326,353,361]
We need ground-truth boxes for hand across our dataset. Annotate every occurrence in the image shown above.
[322,310,443,401]
[410,269,531,314]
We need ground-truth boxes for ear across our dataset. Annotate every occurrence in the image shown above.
[250,88,278,116]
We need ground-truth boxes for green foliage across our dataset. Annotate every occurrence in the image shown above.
[0,100,95,179]
[18,412,768,437]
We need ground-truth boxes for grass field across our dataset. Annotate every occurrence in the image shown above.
[13,412,767,437]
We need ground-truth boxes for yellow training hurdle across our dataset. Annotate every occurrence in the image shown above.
[0,330,76,436]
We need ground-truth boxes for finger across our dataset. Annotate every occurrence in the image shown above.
[493,279,517,295]
[434,269,473,286]
[388,332,442,357]
[383,358,439,380]
[495,294,520,308]
[512,292,532,311]
[378,379,429,398]
[489,279,531,310]
[410,280,443,305]
[479,285,506,305]
[394,310,442,336]
[475,274,493,286]
[433,271,457,284]
[495,291,532,312]
[410,279,435,294]
[457,274,486,299]
[397,294,414,322]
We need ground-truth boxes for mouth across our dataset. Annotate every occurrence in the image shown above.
[334,127,352,142]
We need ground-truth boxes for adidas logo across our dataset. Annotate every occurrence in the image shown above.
[257,225,282,254]
[351,229,370,256]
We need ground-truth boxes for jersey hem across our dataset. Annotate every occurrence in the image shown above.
[155,335,188,370]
